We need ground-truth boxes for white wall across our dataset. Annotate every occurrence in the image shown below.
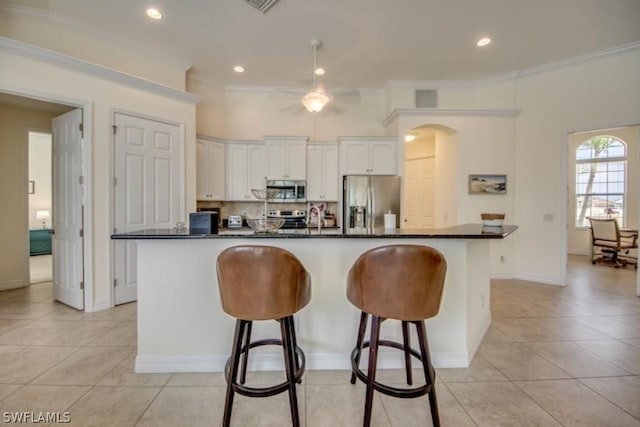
[567,126,639,255]
[0,11,188,90]
[194,87,387,140]
[0,43,197,310]
[28,131,51,229]
[512,50,640,284]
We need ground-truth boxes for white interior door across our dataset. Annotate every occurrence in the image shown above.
[114,113,181,305]
[404,157,434,228]
[52,109,84,310]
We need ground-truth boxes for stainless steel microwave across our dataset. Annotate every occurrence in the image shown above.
[266,180,306,203]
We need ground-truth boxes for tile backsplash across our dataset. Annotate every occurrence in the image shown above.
[197,200,338,225]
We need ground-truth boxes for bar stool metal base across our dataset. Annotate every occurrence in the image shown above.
[223,316,304,427]
[350,312,440,427]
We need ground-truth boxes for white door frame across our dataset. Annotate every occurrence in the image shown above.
[109,108,186,306]
[0,85,95,311]
[562,120,640,296]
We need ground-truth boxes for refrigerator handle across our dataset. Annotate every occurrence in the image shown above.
[367,183,373,229]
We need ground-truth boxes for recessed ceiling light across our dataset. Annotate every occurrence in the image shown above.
[405,134,416,142]
[477,37,492,47]
[146,8,162,20]
[315,68,325,76]
[233,66,245,73]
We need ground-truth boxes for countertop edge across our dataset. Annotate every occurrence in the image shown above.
[111,224,518,240]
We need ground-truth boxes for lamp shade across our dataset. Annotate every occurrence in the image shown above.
[302,91,330,113]
[36,210,50,220]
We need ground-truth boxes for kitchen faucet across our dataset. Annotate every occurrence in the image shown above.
[309,206,322,233]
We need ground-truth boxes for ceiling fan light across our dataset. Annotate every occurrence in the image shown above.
[302,91,330,112]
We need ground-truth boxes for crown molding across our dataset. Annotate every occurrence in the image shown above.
[263,135,309,142]
[337,136,397,142]
[0,2,192,70]
[385,80,479,91]
[516,40,640,79]
[383,108,521,128]
[0,36,201,104]
[384,42,640,91]
[222,84,383,95]
[196,134,226,143]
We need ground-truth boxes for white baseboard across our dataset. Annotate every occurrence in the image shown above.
[568,249,590,256]
[490,272,514,279]
[0,279,27,291]
[135,350,471,374]
[513,272,565,286]
[469,316,491,360]
[89,299,112,313]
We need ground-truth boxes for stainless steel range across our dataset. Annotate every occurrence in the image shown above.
[267,209,307,229]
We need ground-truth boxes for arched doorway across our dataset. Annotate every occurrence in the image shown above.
[403,124,457,228]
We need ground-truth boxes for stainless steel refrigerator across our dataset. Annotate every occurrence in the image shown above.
[343,175,401,230]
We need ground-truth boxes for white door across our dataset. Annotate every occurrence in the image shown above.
[114,113,181,305]
[404,157,434,228]
[52,109,84,310]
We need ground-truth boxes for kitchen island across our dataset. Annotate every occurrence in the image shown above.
[112,224,517,373]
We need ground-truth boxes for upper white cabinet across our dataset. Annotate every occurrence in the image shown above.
[307,143,339,201]
[226,141,266,201]
[196,137,225,201]
[264,136,308,180]
[339,137,397,175]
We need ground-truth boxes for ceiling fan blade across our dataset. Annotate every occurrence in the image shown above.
[280,104,307,115]
[331,89,361,105]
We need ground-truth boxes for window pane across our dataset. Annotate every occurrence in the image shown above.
[574,137,626,227]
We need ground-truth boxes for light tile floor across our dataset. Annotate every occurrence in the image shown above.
[0,255,639,426]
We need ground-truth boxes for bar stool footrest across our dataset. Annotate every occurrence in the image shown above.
[351,339,434,399]
[225,338,305,398]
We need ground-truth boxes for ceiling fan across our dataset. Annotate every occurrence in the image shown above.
[302,38,330,113]
[276,38,360,115]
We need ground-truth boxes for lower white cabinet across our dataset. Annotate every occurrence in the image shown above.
[226,142,266,201]
[196,138,225,201]
[307,143,339,201]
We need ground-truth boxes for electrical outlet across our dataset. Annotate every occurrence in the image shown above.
[500,255,505,263]
[241,210,247,216]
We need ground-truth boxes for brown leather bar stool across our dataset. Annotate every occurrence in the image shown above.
[347,244,447,427]
[217,245,311,427]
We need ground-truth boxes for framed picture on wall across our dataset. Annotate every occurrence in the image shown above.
[28,180,35,194]
[468,174,507,195]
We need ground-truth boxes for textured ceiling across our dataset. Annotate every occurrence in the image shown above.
[10,0,640,89]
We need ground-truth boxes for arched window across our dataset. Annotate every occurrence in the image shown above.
[576,136,626,227]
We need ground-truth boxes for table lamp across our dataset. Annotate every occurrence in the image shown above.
[36,210,50,229]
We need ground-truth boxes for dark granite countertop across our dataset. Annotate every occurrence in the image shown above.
[111,224,517,240]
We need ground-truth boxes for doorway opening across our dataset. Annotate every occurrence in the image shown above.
[402,124,457,229]
[28,131,53,284]
[0,92,87,309]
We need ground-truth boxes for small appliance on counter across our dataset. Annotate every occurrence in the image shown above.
[196,207,221,227]
[227,215,243,228]
[189,212,218,234]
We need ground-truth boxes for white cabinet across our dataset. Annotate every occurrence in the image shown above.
[307,143,339,201]
[264,136,308,180]
[226,142,266,201]
[339,137,397,175]
[196,138,225,201]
